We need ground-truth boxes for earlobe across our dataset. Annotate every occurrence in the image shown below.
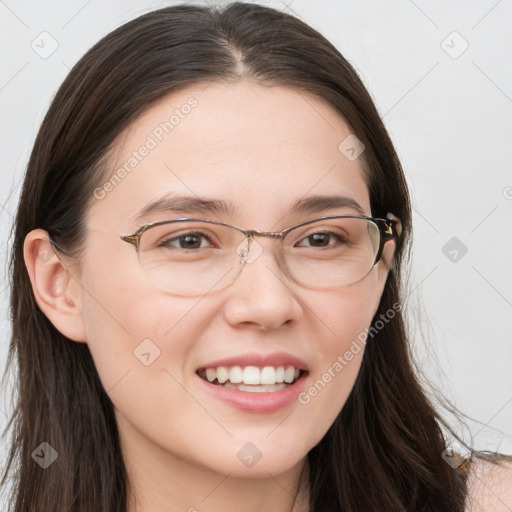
[379,239,396,273]
[375,239,396,293]
[370,240,396,318]
[23,229,87,343]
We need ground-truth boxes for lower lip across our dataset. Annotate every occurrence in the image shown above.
[196,372,308,414]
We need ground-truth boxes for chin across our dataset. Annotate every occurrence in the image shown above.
[202,438,308,478]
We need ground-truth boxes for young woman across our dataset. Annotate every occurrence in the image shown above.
[2,2,511,511]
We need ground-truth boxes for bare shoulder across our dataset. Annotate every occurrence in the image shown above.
[465,455,512,512]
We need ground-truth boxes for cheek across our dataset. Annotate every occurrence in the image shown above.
[78,255,203,392]
[78,270,209,445]
[315,271,382,354]
[298,273,383,428]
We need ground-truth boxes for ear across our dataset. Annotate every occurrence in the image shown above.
[23,229,87,343]
[377,236,396,279]
[375,213,401,292]
[372,236,397,315]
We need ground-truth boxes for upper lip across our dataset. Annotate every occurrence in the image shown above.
[197,352,309,371]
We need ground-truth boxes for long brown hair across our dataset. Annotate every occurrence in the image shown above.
[0,2,496,510]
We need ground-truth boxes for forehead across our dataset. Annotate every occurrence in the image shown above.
[88,81,370,230]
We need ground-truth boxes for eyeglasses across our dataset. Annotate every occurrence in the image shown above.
[120,214,401,297]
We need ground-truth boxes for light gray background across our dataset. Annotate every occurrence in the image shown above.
[1,0,511,500]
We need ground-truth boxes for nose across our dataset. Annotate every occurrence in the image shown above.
[222,236,303,330]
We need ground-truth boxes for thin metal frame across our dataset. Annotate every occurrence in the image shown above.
[120,214,400,266]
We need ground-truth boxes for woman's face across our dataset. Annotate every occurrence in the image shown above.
[66,82,395,479]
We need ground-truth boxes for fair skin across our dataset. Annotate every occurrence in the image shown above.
[23,81,511,511]
[465,458,512,511]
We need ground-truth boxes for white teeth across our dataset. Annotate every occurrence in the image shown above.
[216,366,229,384]
[199,364,302,387]
[284,366,295,383]
[229,366,243,384]
[260,366,276,385]
[243,366,260,385]
[206,368,217,382]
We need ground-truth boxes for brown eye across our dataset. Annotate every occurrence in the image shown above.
[160,231,214,250]
[297,231,346,248]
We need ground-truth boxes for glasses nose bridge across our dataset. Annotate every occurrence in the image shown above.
[241,228,285,256]
[234,228,286,271]
[245,228,284,241]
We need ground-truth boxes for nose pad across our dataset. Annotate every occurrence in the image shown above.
[235,235,264,265]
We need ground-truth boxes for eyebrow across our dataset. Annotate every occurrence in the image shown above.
[132,193,366,223]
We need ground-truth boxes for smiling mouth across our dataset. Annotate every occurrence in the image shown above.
[196,365,306,392]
